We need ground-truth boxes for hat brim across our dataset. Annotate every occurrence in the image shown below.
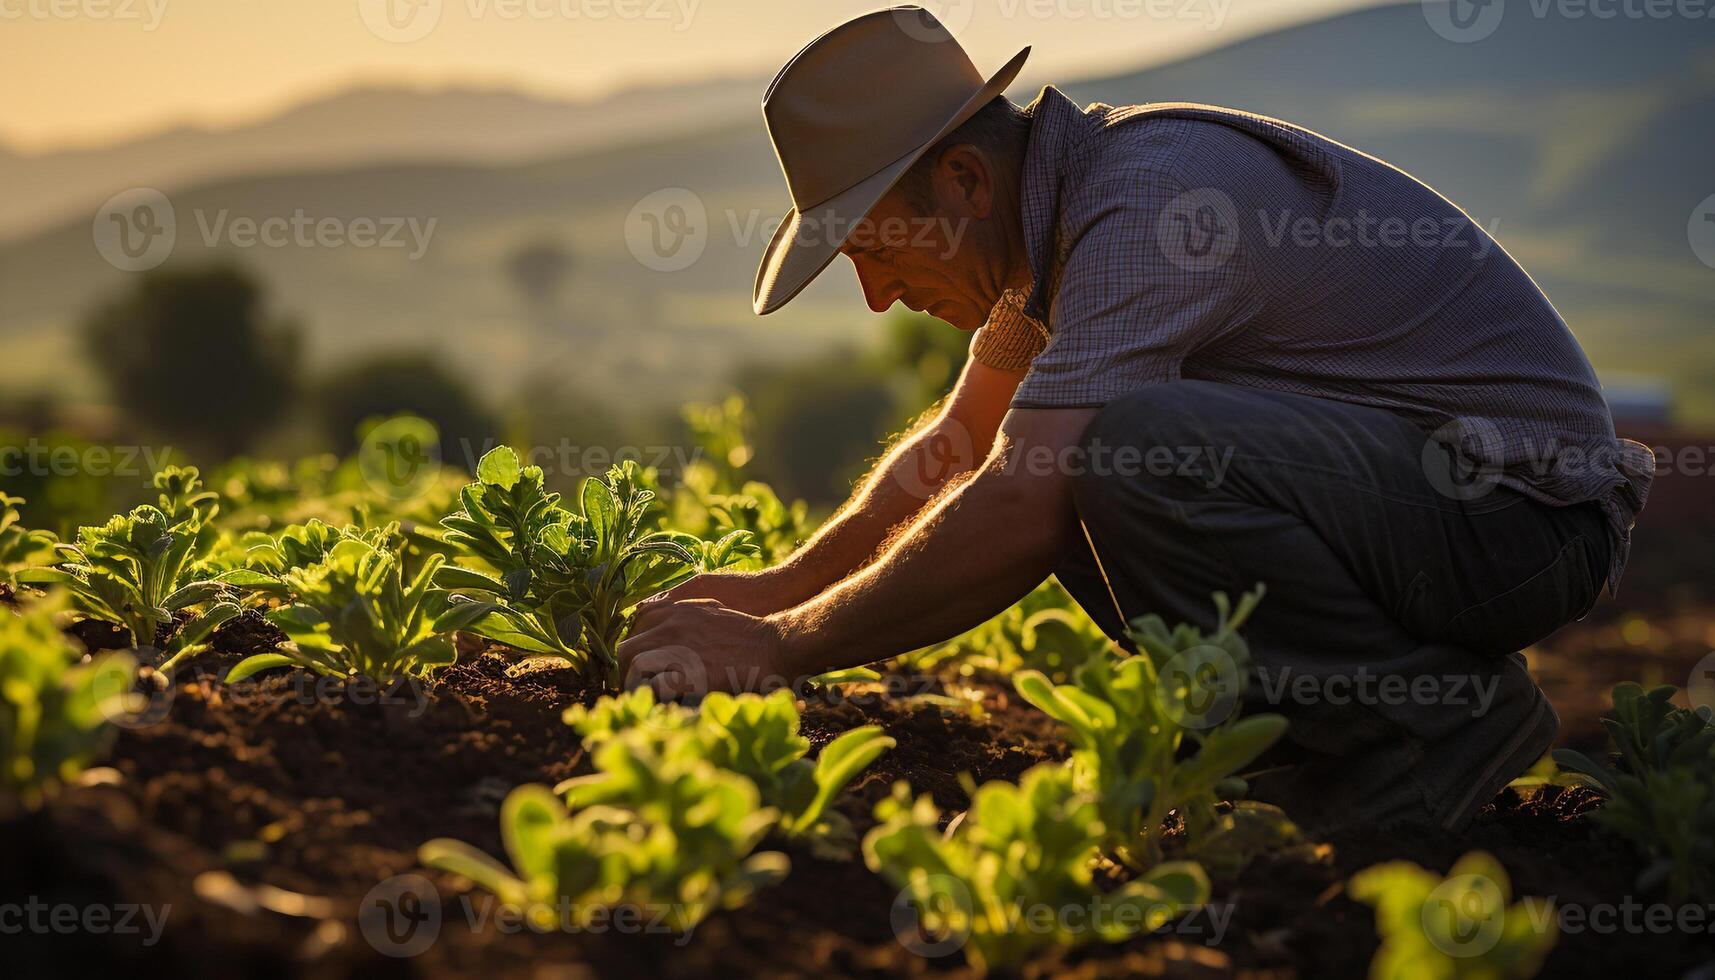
[753,45,1031,316]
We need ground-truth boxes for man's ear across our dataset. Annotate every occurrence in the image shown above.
[935,145,993,219]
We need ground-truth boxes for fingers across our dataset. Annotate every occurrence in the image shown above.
[629,600,673,633]
[615,606,701,680]
[636,573,725,614]
[630,596,728,637]
[623,645,711,700]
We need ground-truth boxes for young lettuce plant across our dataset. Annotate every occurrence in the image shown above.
[563,688,894,858]
[562,684,696,742]
[420,726,789,933]
[224,537,495,684]
[0,494,58,589]
[437,448,750,685]
[1554,682,1715,901]
[697,689,894,857]
[1014,587,1290,872]
[0,598,139,813]
[697,482,808,569]
[19,467,239,671]
[548,459,748,678]
[863,763,1210,974]
[434,446,579,657]
[215,519,398,596]
[1349,851,1556,980]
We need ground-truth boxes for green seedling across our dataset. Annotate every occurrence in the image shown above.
[1554,682,1715,900]
[0,494,58,589]
[420,726,789,934]
[224,537,495,684]
[698,689,894,856]
[1350,850,1556,980]
[437,447,750,685]
[1015,587,1290,871]
[564,688,893,858]
[864,763,1210,974]
[19,467,239,672]
[696,481,806,569]
[215,519,398,595]
[0,598,138,812]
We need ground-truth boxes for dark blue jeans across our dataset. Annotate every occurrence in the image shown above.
[1056,381,1610,831]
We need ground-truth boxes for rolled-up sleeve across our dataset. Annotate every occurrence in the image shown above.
[1011,174,1251,409]
[969,288,1048,371]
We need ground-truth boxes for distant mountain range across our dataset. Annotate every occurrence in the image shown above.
[0,76,767,242]
[4,3,1712,420]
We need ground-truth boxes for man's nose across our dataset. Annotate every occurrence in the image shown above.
[848,254,903,313]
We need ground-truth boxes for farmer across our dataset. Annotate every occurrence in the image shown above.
[618,6,1654,831]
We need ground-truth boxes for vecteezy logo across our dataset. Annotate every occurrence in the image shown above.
[1689,193,1715,270]
[93,188,176,272]
[92,648,176,730]
[358,0,443,42]
[1422,871,1505,958]
[1156,187,1239,274]
[624,188,708,272]
[894,416,976,501]
[1422,0,1505,43]
[359,874,442,957]
[1422,417,1504,501]
[890,874,973,958]
[622,643,711,710]
[893,0,974,42]
[1154,644,1242,729]
[357,414,442,503]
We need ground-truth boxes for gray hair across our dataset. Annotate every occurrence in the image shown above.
[895,96,1031,214]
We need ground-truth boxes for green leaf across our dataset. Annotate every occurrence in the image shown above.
[501,784,565,885]
[14,567,74,585]
[433,565,507,595]
[174,601,242,651]
[162,580,228,610]
[796,726,894,831]
[459,609,569,656]
[419,839,528,906]
[213,568,281,588]
[224,653,299,684]
[582,478,619,549]
[1172,715,1288,797]
[476,446,522,489]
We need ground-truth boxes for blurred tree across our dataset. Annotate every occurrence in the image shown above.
[507,238,574,310]
[82,265,301,459]
[315,353,499,466]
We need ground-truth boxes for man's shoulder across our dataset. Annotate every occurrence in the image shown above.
[1088,101,1340,175]
[1053,99,1352,228]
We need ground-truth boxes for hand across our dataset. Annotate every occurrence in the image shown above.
[641,568,805,618]
[617,599,806,699]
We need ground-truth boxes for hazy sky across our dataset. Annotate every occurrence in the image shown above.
[3,0,1382,152]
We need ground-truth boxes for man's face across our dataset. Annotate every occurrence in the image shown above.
[838,149,1002,332]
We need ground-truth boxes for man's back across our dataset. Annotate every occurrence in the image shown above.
[982,88,1652,577]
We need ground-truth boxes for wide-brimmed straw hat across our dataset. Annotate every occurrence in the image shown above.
[753,6,1029,315]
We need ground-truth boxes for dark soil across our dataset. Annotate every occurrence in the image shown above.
[4,626,1713,979]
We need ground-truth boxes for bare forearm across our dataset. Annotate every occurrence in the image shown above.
[773,455,1075,672]
[764,413,978,604]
